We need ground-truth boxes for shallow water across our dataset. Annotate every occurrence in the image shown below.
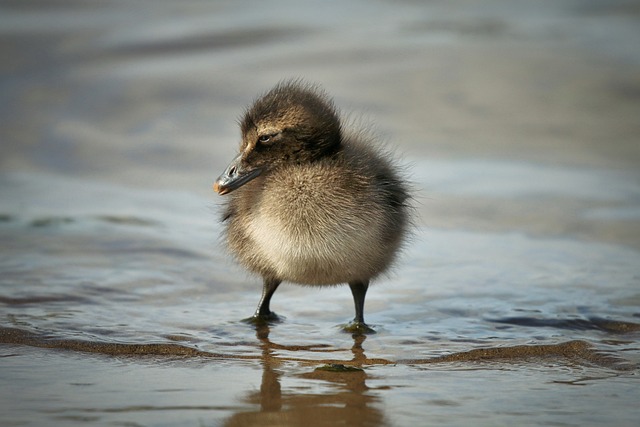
[1,0,640,426]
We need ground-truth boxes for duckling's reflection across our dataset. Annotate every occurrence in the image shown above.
[255,324,281,412]
[223,324,386,427]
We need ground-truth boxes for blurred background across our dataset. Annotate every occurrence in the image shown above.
[2,0,639,244]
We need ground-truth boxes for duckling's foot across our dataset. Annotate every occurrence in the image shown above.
[242,312,282,326]
[342,321,376,335]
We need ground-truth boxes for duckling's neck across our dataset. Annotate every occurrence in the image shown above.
[307,137,342,163]
[323,139,342,157]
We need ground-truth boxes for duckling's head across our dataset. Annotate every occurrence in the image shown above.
[214,81,341,195]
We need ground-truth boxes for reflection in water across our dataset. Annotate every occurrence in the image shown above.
[224,325,386,427]
[0,325,636,426]
[255,324,282,413]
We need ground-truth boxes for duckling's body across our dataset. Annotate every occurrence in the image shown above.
[214,81,410,329]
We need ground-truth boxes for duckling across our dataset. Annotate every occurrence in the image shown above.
[213,80,410,331]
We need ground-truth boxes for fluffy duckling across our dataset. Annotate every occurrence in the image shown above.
[214,81,410,331]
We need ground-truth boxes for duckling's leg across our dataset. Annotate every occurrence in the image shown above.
[348,280,369,324]
[345,280,374,334]
[254,278,281,318]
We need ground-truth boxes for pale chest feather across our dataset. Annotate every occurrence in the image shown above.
[243,172,387,284]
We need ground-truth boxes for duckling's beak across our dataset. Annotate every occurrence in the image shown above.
[213,153,263,195]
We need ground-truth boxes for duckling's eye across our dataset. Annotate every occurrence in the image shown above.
[258,132,280,145]
[257,134,273,144]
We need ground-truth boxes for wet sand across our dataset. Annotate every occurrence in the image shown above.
[1,325,635,369]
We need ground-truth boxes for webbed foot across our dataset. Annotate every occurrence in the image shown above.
[242,312,282,326]
[342,321,376,335]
